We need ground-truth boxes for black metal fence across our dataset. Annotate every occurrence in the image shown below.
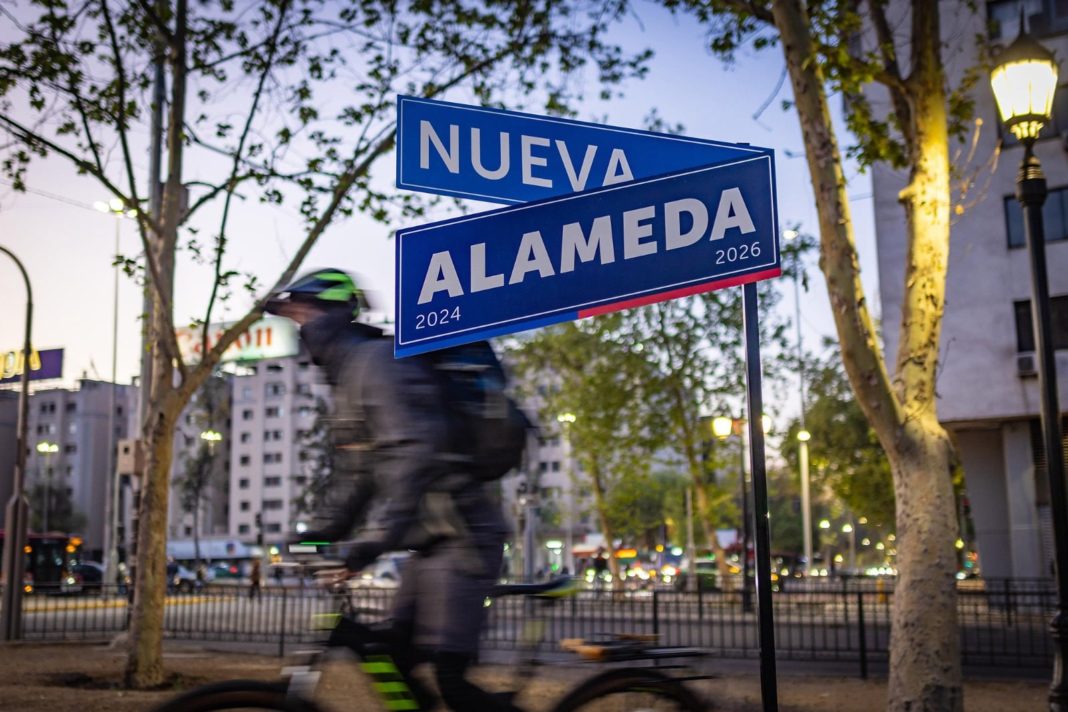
[2,578,1056,676]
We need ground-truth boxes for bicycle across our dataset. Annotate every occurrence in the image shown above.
[152,573,711,711]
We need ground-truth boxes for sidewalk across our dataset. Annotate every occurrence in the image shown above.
[0,641,1047,711]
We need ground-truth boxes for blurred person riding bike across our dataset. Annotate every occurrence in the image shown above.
[266,269,518,712]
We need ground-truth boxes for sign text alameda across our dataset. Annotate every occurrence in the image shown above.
[396,155,779,357]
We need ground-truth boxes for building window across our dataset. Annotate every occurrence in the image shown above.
[266,523,282,533]
[239,455,251,466]
[266,406,282,418]
[296,383,312,396]
[265,382,286,398]
[1005,186,1068,248]
[241,386,253,400]
[239,478,250,489]
[551,461,561,472]
[267,363,284,373]
[242,409,254,421]
[68,422,77,435]
[240,501,250,512]
[299,361,310,370]
[64,444,76,454]
[38,402,56,415]
[65,402,76,413]
[264,452,283,464]
[240,432,251,444]
[297,405,315,417]
[265,476,282,487]
[263,499,283,510]
[264,430,283,442]
[238,524,250,535]
[293,475,307,485]
[989,1,1068,41]
[539,462,548,473]
[1014,296,1068,351]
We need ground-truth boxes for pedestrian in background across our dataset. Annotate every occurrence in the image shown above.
[249,558,262,601]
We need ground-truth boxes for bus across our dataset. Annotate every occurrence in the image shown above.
[0,530,83,593]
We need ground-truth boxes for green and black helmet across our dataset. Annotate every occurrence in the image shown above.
[265,268,368,316]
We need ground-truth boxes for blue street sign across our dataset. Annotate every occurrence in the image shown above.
[397,95,769,205]
[395,154,779,357]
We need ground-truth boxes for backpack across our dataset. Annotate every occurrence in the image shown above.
[423,340,532,481]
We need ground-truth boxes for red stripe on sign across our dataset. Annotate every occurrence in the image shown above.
[577,268,782,318]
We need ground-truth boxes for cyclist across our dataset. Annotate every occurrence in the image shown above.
[266,269,517,712]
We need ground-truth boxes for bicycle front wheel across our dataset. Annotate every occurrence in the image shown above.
[551,668,707,712]
[152,680,326,712]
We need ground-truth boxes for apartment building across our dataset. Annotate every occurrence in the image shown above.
[227,354,330,545]
[869,1,1068,578]
[166,375,232,542]
[21,379,136,558]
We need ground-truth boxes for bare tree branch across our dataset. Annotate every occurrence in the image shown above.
[134,0,174,42]
[716,0,775,25]
[867,0,914,146]
[201,0,291,357]
[100,0,185,373]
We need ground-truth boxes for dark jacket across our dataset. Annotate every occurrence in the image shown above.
[301,310,507,573]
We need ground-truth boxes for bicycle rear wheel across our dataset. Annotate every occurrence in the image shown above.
[151,680,326,712]
[551,668,707,712]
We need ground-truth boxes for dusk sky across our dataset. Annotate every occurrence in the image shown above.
[0,3,879,425]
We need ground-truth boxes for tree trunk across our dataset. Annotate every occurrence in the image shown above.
[887,417,961,711]
[193,501,201,573]
[587,462,623,589]
[691,479,730,580]
[769,2,962,709]
[124,397,178,687]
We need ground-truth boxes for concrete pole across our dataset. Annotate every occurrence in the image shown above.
[103,215,121,590]
[0,245,32,640]
[800,440,812,575]
[686,487,697,593]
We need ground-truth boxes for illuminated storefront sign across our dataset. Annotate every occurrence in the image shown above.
[176,316,299,364]
[0,348,64,385]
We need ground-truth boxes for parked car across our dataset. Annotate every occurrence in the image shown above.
[71,562,105,594]
[166,562,200,593]
[674,560,721,591]
[208,562,243,582]
[349,553,409,589]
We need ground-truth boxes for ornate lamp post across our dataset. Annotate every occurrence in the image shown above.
[990,24,1068,709]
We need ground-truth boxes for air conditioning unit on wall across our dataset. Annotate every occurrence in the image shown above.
[1017,352,1038,378]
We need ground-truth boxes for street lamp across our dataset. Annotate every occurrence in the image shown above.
[200,429,223,451]
[0,245,32,641]
[714,414,765,613]
[35,441,58,532]
[94,198,135,598]
[991,23,1068,710]
[555,412,577,574]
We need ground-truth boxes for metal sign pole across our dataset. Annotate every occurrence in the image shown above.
[742,281,779,711]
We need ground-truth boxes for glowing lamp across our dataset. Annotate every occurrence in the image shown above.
[991,30,1058,142]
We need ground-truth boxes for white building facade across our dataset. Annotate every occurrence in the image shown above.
[870,1,1068,579]
[226,354,330,545]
